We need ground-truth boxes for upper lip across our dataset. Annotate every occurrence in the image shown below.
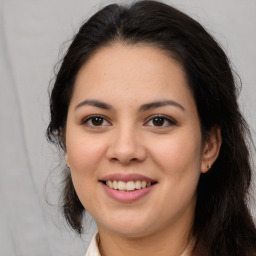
[100,173,157,183]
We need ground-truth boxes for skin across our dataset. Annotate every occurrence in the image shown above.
[65,43,221,256]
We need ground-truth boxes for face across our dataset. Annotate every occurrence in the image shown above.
[65,44,213,239]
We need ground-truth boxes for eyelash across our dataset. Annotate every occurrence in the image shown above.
[81,114,111,127]
[144,115,176,127]
[81,114,176,128]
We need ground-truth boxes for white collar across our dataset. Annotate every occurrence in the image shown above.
[85,233,192,256]
[85,233,101,256]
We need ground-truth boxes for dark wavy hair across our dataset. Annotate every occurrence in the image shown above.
[46,1,256,255]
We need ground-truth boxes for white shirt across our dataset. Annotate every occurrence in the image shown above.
[85,233,192,256]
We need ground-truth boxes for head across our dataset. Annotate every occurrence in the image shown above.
[47,0,254,253]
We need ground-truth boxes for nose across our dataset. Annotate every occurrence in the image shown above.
[106,125,147,165]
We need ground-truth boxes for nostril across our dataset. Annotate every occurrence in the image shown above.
[109,157,138,165]
[106,137,147,164]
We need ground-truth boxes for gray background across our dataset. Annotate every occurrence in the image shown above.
[0,0,255,255]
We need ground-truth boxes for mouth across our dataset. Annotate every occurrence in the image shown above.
[101,180,157,192]
[99,174,157,202]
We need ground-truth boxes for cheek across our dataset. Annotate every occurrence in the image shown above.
[148,131,203,197]
[66,136,106,208]
[66,135,107,175]
[151,133,202,171]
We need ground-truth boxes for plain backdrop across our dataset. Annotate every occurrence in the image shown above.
[0,0,255,255]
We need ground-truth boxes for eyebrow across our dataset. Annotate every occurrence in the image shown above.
[75,99,185,112]
[75,100,112,110]
[139,100,185,112]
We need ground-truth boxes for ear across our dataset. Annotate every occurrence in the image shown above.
[65,153,70,168]
[201,127,222,173]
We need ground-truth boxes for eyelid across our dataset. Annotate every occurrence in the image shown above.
[144,114,177,127]
[80,114,176,128]
[81,114,111,126]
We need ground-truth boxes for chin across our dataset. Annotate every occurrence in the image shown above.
[98,215,159,238]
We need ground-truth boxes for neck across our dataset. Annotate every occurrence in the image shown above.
[97,214,193,256]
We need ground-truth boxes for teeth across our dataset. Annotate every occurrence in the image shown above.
[105,180,152,191]
[113,180,118,190]
[135,180,141,189]
[127,181,135,191]
[106,180,112,187]
[117,181,126,191]
[142,181,147,188]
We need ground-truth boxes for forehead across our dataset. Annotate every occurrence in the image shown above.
[78,43,184,78]
[71,43,195,110]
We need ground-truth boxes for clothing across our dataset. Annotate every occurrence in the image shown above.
[85,233,192,256]
[85,233,101,256]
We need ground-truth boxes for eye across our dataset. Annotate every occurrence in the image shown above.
[145,115,176,127]
[81,115,111,127]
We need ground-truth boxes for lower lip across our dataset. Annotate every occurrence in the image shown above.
[101,183,155,203]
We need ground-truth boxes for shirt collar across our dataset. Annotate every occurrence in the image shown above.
[85,232,192,256]
[85,233,101,256]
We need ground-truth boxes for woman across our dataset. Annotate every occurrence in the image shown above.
[46,1,256,255]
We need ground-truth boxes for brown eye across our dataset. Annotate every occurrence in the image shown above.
[145,115,176,127]
[152,117,165,126]
[91,117,104,126]
[82,115,111,127]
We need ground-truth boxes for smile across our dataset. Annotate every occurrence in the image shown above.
[104,180,153,191]
[100,174,157,202]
